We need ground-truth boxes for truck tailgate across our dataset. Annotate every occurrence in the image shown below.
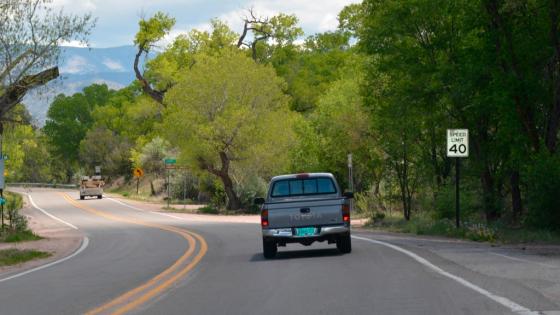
[266,198,345,228]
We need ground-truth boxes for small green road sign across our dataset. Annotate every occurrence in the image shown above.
[0,198,5,206]
[164,158,177,164]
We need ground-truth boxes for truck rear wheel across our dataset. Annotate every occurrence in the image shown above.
[262,239,277,259]
[337,233,352,253]
[97,195,102,199]
[80,195,85,200]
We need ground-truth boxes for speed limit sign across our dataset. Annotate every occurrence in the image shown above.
[447,129,469,157]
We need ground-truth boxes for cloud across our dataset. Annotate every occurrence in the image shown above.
[218,0,362,34]
[61,55,93,74]
[51,0,361,47]
[102,58,125,71]
[60,40,90,48]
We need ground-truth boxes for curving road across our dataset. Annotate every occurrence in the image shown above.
[0,189,557,314]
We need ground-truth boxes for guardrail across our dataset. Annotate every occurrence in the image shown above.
[7,182,78,189]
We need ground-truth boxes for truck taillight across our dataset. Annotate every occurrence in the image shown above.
[342,204,350,222]
[261,209,269,227]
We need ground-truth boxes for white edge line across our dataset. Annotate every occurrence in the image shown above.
[26,194,79,230]
[351,235,538,315]
[0,236,89,283]
[106,197,190,221]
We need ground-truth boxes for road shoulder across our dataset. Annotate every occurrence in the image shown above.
[0,193,83,276]
[353,228,560,312]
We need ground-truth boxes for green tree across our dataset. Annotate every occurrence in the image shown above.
[162,51,296,210]
[272,31,353,112]
[43,84,114,170]
[133,11,176,104]
[78,127,132,177]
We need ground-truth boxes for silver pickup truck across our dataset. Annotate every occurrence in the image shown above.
[254,173,353,259]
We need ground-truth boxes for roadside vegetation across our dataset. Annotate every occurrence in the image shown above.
[0,249,51,267]
[3,1,560,243]
[0,192,41,243]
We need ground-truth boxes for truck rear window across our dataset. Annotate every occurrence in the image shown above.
[271,178,337,197]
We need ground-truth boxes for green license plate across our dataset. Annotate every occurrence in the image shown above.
[295,227,317,236]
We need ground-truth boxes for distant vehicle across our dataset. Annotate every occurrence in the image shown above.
[255,173,353,259]
[79,175,104,200]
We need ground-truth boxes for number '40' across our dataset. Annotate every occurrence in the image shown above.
[449,144,467,154]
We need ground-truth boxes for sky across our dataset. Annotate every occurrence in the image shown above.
[52,0,362,48]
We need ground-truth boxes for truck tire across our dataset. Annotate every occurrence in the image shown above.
[97,195,102,199]
[337,233,352,253]
[80,195,85,200]
[263,239,277,259]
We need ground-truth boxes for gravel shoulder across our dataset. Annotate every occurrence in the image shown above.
[353,228,560,310]
[0,191,83,276]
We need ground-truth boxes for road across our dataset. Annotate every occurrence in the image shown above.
[0,189,558,314]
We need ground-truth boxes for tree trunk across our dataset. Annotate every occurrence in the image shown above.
[220,172,241,210]
[510,170,523,224]
[199,152,242,211]
[481,167,500,222]
[150,180,156,196]
[134,47,165,104]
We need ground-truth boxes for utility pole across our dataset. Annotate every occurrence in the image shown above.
[0,122,4,232]
[183,173,187,210]
[347,153,353,192]
[167,168,170,209]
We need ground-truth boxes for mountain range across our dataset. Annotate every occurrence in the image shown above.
[23,45,145,125]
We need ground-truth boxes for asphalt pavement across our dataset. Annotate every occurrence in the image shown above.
[0,189,558,315]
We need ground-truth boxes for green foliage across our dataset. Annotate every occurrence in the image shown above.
[134,12,176,50]
[44,84,114,164]
[0,249,50,266]
[2,230,42,243]
[433,183,482,221]
[272,32,353,112]
[135,137,172,175]
[198,205,219,215]
[370,214,497,243]
[144,19,238,92]
[162,50,296,209]
[524,153,560,230]
[78,127,132,177]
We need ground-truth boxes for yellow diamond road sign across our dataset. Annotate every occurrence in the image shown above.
[133,168,144,178]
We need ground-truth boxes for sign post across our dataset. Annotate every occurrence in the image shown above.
[447,129,469,228]
[133,168,144,194]
[347,153,353,192]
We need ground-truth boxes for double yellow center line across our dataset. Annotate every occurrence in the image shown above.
[59,193,207,315]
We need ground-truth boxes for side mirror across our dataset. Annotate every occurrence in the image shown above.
[254,197,265,205]
[343,191,354,199]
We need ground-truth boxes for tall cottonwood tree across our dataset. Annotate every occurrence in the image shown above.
[162,51,295,210]
[0,0,95,120]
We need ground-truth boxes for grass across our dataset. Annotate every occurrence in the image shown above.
[0,230,43,243]
[363,211,560,244]
[0,249,51,267]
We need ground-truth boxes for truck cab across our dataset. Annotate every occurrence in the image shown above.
[255,173,353,259]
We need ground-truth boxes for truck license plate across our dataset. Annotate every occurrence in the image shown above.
[295,227,316,236]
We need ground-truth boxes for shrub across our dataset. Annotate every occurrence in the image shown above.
[355,191,385,222]
[524,153,560,230]
[433,183,482,221]
[198,205,219,214]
